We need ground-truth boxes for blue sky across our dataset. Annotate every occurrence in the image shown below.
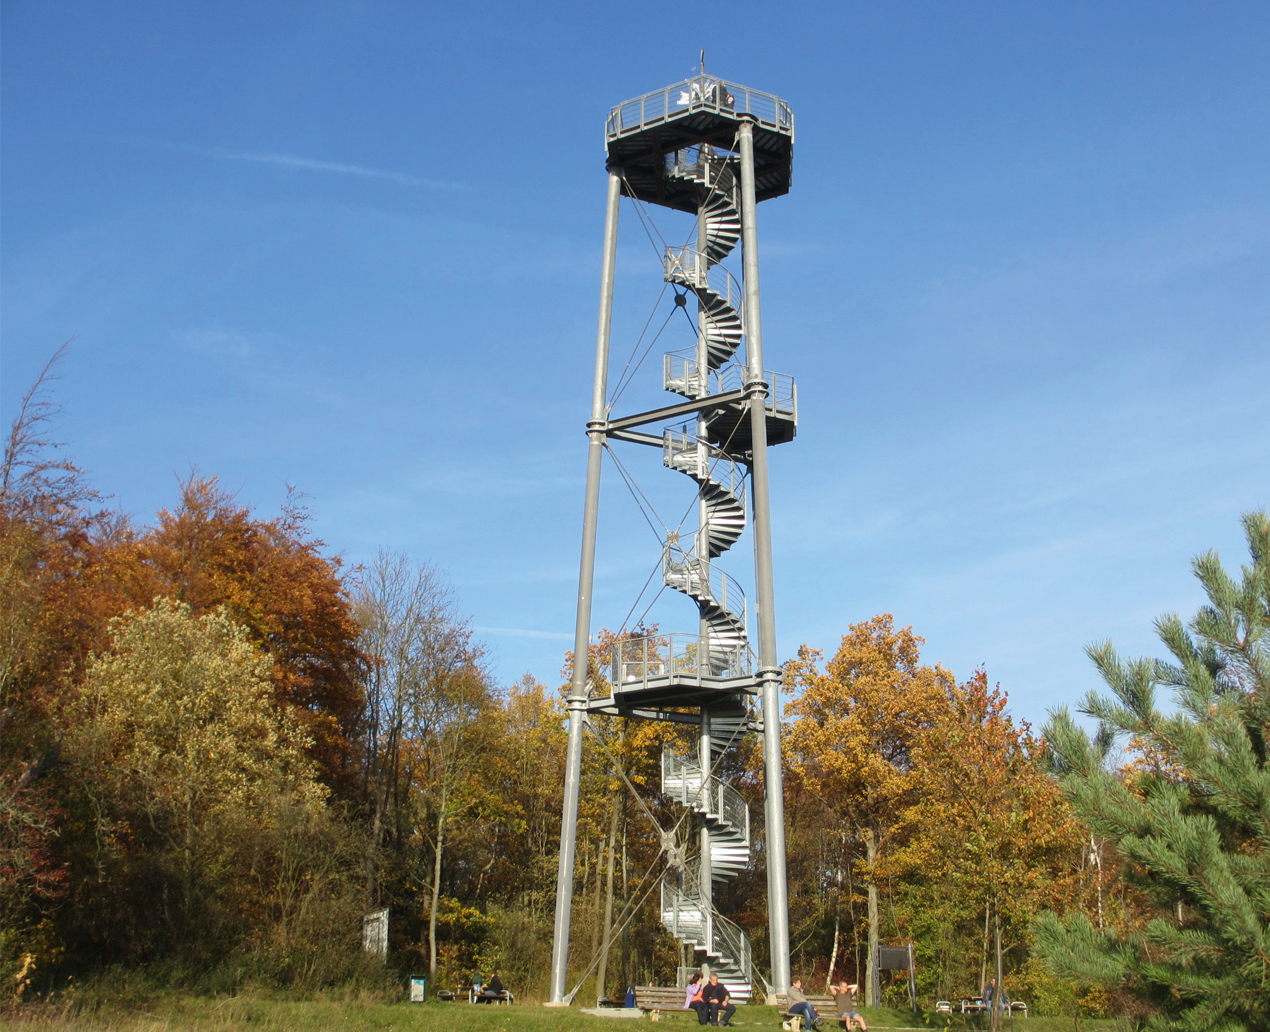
[4,1,1267,729]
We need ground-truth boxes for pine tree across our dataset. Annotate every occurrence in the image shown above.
[1036,511,1270,1030]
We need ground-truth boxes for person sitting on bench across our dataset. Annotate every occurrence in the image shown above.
[685,973,708,1025]
[787,978,821,1031]
[702,974,735,1027]
[830,981,866,1031]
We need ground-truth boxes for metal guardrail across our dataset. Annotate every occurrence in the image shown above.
[667,147,737,191]
[663,248,744,316]
[713,912,753,980]
[663,427,746,503]
[663,353,798,424]
[661,751,751,845]
[611,631,752,690]
[661,876,753,986]
[662,547,747,631]
[607,76,794,142]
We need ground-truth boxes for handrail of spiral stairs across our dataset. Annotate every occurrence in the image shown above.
[664,247,744,312]
[662,545,747,625]
[663,426,746,501]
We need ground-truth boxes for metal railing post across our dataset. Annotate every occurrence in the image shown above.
[737,117,791,996]
[547,171,621,1006]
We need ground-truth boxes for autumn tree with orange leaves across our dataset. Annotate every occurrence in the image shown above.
[784,615,954,1005]
[887,671,1084,1015]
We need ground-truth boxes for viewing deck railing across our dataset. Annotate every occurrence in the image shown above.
[607,76,794,142]
[610,631,753,691]
[664,353,798,423]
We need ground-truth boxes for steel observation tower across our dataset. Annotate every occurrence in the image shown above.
[548,72,796,1006]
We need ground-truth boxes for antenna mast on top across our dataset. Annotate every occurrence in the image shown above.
[700,48,705,76]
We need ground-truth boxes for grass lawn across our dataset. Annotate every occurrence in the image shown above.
[4,998,1118,1032]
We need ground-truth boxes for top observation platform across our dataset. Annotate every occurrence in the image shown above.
[606,75,794,213]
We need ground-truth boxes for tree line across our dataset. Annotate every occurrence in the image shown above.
[3,352,1266,1028]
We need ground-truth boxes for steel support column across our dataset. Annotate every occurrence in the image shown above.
[737,118,791,996]
[547,171,622,1006]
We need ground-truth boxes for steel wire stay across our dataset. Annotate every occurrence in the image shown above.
[561,709,753,1006]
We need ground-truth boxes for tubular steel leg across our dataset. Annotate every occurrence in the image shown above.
[737,118,791,996]
[698,706,714,963]
[547,171,622,1006]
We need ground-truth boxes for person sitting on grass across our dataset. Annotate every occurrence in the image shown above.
[829,981,866,1031]
[787,978,821,1031]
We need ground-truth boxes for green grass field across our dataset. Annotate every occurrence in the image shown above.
[4,997,1117,1032]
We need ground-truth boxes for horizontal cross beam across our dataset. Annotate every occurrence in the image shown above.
[584,701,703,725]
[604,389,747,432]
[606,429,663,448]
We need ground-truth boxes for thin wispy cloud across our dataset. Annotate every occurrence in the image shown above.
[476,626,574,641]
[116,136,463,189]
[204,146,460,188]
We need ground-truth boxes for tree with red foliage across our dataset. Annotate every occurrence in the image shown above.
[138,476,367,793]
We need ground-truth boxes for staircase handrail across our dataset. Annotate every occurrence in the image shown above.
[660,751,750,847]
[663,248,743,316]
[663,544,748,633]
[665,147,737,193]
[663,425,746,503]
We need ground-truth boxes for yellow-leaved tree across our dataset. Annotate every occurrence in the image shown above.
[886,671,1083,1014]
[74,597,326,955]
[784,615,954,1004]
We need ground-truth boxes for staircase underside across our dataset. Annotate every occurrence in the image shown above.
[587,674,759,712]
[609,115,791,211]
[704,403,797,453]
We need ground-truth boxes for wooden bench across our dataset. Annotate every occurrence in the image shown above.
[773,994,835,1029]
[635,986,692,1012]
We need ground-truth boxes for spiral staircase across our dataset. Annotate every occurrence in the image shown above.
[660,701,754,999]
[657,147,758,999]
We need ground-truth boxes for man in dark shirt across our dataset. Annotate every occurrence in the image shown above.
[702,974,736,1027]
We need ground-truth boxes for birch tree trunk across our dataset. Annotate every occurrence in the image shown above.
[865,828,879,1007]
[428,786,447,984]
[826,911,840,992]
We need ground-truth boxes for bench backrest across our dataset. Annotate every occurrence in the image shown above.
[634,988,690,1009]
[774,994,835,1009]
